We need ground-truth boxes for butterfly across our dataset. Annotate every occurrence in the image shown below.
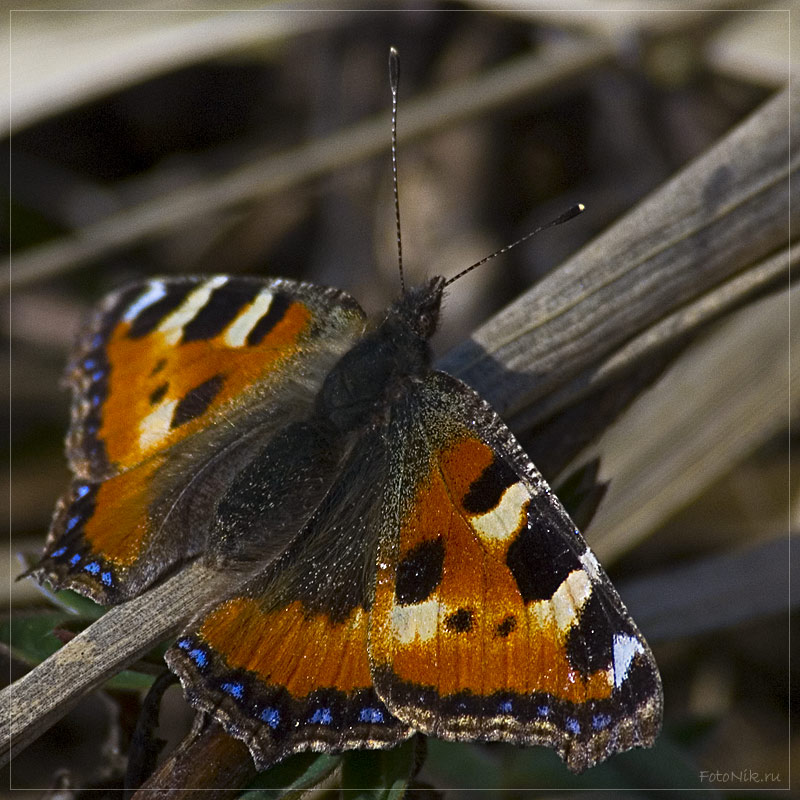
[29,49,662,776]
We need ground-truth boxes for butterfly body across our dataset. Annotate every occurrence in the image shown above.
[315,277,442,432]
[32,272,662,773]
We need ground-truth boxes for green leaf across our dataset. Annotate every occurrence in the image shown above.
[2,610,76,664]
[421,734,702,791]
[241,752,341,799]
[340,738,420,798]
[51,587,109,619]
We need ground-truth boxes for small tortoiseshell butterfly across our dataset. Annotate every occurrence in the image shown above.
[29,48,662,775]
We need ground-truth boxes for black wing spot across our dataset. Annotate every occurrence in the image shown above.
[181,280,262,343]
[171,375,225,428]
[462,456,518,514]
[445,608,474,633]
[506,520,583,604]
[149,382,169,405]
[150,358,167,376]
[395,537,444,606]
[565,591,621,676]
[495,615,517,637]
[246,293,293,346]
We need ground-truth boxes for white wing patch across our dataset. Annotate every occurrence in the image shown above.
[470,481,530,543]
[528,568,593,633]
[579,549,602,582]
[391,597,439,644]
[223,289,275,347]
[612,633,645,688]
[138,398,178,451]
[123,280,167,321]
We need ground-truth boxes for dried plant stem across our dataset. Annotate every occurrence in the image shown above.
[1,561,229,765]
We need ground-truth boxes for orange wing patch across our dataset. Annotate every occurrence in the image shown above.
[35,454,168,602]
[198,597,372,697]
[80,455,165,567]
[101,285,311,469]
[167,595,411,770]
[370,431,615,716]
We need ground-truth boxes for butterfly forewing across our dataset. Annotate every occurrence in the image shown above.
[368,371,662,772]
[34,276,367,603]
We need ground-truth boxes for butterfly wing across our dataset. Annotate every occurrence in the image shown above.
[167,368,661,774]
[369,371,662,773]
[165,427,412,768]
[33,276,367,603]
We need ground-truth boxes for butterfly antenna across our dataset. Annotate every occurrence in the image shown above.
[443,203,585,287]
[389,46,405,293]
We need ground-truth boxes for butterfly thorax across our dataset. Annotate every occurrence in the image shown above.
[316,277,445,433]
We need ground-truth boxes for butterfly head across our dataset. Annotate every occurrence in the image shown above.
[389,276,446,342]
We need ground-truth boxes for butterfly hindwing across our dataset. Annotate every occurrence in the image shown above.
[33,276,367,603]
[166,427,413,766]
[369,371,663,773]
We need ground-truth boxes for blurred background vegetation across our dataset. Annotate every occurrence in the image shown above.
[5,3,796,797]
